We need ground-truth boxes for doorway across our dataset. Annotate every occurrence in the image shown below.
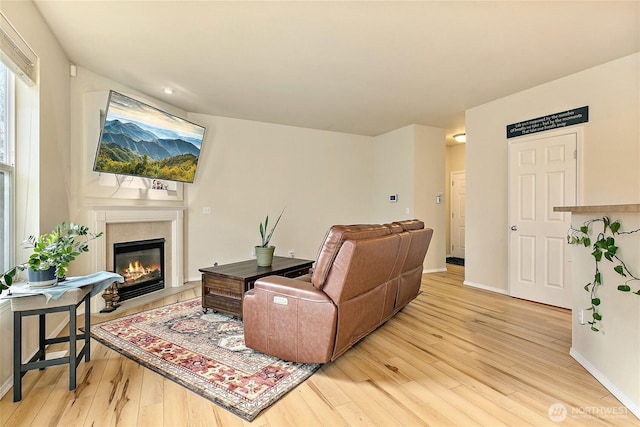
[450,171,466,260]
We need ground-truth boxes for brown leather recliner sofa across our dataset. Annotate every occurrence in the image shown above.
[243,219,433,364]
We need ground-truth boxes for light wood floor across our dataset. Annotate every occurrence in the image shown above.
[2,265,639,426]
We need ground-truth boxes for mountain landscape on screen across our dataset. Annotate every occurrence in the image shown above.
[94,91,206,183]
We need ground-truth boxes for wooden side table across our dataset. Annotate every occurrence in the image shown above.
[199,256,314,319]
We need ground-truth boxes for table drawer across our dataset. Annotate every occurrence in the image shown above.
[202,275,244,298]
[203,294,242,317]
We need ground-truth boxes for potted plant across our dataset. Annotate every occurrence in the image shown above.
[0,222,103,291]
[255,208,284,267]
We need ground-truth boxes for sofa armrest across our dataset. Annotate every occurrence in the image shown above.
[252,275,331,302]
[243,275,337,363]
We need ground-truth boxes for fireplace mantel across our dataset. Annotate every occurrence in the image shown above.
[89,207,185,311]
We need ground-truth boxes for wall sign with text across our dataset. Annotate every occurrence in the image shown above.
[506,106,589,139]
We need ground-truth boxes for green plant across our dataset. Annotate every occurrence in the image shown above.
[258,208,285,248]
[0,222,103,292]
[567,216,640,331]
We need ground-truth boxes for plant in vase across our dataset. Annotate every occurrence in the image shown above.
[255,208,285,267]
[0,222,103,292]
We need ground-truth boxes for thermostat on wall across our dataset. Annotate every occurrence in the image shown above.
[389,194,398,203]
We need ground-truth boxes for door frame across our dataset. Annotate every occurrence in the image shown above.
[450,170,465,259]
[507,127,583,303]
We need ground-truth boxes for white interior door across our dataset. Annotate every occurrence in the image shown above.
[508,131,577,308]
[450,171,466,259]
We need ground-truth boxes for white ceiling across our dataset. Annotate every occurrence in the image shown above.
[34,1,639,141]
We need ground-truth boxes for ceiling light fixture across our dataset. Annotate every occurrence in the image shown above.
[163,87,174,95]
[453,133,466,143]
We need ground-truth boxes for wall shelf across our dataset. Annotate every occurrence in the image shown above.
[554,204,640,213]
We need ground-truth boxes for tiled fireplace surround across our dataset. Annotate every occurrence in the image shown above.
[89,208,185,313]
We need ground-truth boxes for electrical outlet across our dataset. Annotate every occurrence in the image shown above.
[251,248,256,258]
[203,207,211,214]
[288,250,295,258]
[578,309,586,325]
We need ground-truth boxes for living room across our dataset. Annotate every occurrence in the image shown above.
[0,1,639,424]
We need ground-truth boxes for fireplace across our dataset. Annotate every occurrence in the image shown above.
[113,238,165,301]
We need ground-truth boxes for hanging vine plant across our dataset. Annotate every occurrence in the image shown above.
[567,216,640,332]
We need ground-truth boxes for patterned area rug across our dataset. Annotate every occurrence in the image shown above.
[91,298,320,421]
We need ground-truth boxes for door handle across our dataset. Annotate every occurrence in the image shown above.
[511,225,518,231]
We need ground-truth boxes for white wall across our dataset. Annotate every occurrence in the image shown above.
[446,143,466,175]
[465,53,640,293]
[570,211,640,418]
[371,125,415,220]
[184,113,374,280]
[414,125,446,272]
[371,124,447,272]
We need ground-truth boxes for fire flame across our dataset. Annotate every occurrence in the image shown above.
[122,260,160,283]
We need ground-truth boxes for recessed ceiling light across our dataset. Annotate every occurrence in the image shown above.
[163,87,174,95]
[453,133,466,143]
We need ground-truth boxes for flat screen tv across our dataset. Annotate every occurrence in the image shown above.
[93,90,206,184]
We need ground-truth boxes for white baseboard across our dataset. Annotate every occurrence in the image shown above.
[0,377,11,400]
[0,301,10,399]
[463,280,509,295]
[570,348,640,421]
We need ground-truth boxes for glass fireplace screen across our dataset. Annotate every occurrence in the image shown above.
[113,238,165,301]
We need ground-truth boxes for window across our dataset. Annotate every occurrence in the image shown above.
[0,62,14,274]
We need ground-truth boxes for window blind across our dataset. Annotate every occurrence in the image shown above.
[0,12,37,86]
